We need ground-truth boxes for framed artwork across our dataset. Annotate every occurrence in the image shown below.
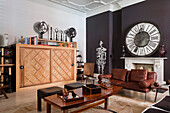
[5,59,12,64]
[4,49,13,56]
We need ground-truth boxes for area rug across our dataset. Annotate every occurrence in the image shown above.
[0,95,152,113]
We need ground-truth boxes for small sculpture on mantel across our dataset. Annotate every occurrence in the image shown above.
[160,45,166,57]
[96,41,107,74]
[122,46,126,57]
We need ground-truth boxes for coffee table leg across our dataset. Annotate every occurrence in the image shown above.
[104,98,108,109]
[47,103,51,113]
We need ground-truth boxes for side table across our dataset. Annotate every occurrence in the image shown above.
[152,84,170,102]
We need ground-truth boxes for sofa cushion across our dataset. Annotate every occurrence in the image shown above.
[130,69,147,82]
[120,82,150,92]
[110,79,125,86]
[112,69,127,81]
[138,79,153,88]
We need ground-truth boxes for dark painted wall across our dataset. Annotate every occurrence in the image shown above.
[122,0,170,80]
[86,11,113,74]
[112,10,123,69]
[86,0,170,80]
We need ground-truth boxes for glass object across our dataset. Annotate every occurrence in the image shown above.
[101,77,111,88]
[0,33,8,46]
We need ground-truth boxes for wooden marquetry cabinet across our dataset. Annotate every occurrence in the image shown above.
[51,49,75,82]
[15,44,77,91]
[20,48,51,87]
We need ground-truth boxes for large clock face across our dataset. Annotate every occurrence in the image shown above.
[125,22,161,56]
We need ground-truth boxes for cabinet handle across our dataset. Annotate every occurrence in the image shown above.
[20,65,24,69]
[71,64,74,66]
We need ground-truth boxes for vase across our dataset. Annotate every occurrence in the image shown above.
[160,45,166,57]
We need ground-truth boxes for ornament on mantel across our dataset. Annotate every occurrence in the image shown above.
[160,45,166,57]
[122,46,126,57]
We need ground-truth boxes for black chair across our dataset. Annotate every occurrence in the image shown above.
[143,96,170,113]
[143,108,169,113]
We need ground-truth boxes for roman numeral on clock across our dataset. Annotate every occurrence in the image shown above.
[148,41,157,49]
[138,48,145,56]
[132,26,139,33]
[126,38,134,44]
[133,47,138,53]
[150,29,157,35]
[151,36,159,40]
[128,32,135,37]
[138,23,145,31]
[145,46,152,54]
[128,43,136,51]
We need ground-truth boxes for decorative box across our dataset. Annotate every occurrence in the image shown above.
[83,84,101,95]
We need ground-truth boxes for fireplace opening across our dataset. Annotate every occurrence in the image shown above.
[133,63,154,72]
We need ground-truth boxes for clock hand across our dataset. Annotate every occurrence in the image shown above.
[140,28,143,44]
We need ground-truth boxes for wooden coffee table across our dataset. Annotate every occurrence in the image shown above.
[44,85,122,113]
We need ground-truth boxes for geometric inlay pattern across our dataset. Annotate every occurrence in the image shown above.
[51,49,74,82]
[20,48,50,87]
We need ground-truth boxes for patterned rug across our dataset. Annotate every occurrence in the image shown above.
[0,95,152,113]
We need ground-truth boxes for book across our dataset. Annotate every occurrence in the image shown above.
[24,36,37,45]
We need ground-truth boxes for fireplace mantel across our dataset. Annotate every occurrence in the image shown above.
[120,57,167,84]
[120,57,167,60]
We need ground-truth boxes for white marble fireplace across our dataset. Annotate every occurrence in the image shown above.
[121,57,167,84]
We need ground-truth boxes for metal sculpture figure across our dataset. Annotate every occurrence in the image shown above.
[96,41,107,74]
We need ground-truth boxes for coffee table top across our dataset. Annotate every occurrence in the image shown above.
[44,85,122,110]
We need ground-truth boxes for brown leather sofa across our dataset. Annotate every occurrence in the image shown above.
[98,69,157,99]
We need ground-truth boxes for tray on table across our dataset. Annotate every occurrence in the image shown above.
[57,91,84,102]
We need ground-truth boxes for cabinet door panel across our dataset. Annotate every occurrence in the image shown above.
[51,49,74,82]
[20,48,50,87]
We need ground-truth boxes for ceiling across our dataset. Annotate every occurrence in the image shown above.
[47,0,146,13]
[48,0,120,12]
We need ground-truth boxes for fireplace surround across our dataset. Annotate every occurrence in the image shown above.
[121,57,167,84]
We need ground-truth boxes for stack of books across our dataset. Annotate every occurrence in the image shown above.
[25,36,38,45]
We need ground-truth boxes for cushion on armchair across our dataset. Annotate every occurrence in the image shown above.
[130,69,147,82]
[112,69,127,81]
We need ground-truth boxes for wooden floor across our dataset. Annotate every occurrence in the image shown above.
[0,80,168,113]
